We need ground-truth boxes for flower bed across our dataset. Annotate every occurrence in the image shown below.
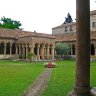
[43,62,56,68]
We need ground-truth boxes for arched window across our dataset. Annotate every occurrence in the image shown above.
[91,44,95,55]
[6,43,10,54]
[12,43,16,54]
[0,43,4,54]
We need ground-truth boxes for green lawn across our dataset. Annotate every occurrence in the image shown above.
[0,60,44,96]
[42,60,96,96]
[0,60,96,96]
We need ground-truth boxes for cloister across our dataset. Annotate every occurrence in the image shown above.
[0,28,55,60]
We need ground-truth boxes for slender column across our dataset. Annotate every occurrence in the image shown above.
[42,45,45,59]
[51,46,54,60]
[19,45,21,55]
[94,45,96,55]
[37,45,40,60]
[47,45,49,59]
[75,0,90,95]
[15,44,18,55]
[4,43,6,55]
[10,43,12,55]
[70,45,73,55]
[44,47,46,59]
[25,45,28,59]
[30,44,35,53]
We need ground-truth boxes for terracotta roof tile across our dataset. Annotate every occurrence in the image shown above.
[55,31,96,42]
[0,28,55,39]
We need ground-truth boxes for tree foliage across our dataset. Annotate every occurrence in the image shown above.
[55,43,70,57]
[64,13,73,24]
[0,16,22,29]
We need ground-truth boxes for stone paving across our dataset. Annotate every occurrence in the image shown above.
[22,68,52,96]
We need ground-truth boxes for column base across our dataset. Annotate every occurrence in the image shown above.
[68,87,96,96]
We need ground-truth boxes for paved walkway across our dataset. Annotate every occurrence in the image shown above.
[22,68,52,96]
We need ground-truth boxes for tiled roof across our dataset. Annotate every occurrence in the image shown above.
[52,22,76,29]
[90,10,96,15]
[55,31,96,42]
[0,28,55,39]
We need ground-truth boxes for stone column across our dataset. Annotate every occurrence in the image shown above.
[15,44,18,55]
[37,45,40,60]
[19,45,21,55]
[10,43,12,55]
[70,45,73,55]
[25,45,28,59]
[47,45,49,59]
[94,45,96,55]
[75,0,90,95]
[4,43,6,56]
[22,45,25,59]
[51,46,54,60]
[30,44,35,53]
[42,45,45,60]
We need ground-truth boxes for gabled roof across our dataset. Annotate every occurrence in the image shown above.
[0,28,55,39]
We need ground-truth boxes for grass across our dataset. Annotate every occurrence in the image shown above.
[0,60,44,96]
[0,60,96,96]
[42,60,96,96]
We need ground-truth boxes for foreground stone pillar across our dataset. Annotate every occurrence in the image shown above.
[75,0,90,95]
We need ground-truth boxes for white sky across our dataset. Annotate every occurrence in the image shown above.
[0,0,96,34]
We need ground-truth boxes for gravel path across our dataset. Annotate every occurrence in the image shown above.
[22,68,52,96]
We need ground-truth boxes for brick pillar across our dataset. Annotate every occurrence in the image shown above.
[75,0,90,95]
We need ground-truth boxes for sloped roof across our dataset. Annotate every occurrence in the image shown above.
[55,31,96,42]
[0,28,55,39]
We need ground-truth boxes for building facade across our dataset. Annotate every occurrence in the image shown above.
[52,10,96,56]
[0,28,55,60]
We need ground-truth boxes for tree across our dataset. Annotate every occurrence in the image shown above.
[64,13,73,24]
[55,42,70,58]
[0,16,22,29]
[27,52,35,62]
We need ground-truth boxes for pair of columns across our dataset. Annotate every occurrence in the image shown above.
[30,44,54,60]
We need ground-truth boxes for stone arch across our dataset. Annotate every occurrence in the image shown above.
[40,43,44,59]
[34,43,39,55]
[6,42,11,54]
[12,43,16,54]
[91,44,95,55]
[72,44,75,55]
[0,42,4,54]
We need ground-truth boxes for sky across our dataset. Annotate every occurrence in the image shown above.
[0,0,96,34]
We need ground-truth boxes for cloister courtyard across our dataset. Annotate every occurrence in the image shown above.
[0,60,96,96]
